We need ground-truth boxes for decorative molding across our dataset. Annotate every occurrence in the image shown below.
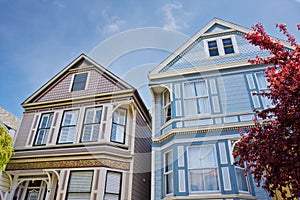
[153,122,255,143]
[163,194,257,199]
[6,158,130,171]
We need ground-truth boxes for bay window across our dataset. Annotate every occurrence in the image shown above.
[188,145,219,192]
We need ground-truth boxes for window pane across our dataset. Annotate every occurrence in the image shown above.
[188,146,217,168]
[71,73,88,91]
[104,194,119,200]
[166,173,174,194]
[165,152,173,172]
[208,41,219,57]
[194,81,207,96]
[67,193,90,200]
[105,172,121,194]
[184,99,198,116]
[113,109,126,125]
[223,38,234,54]
[111,124,125,143]
[197,98,210,114]
[236,168,248,192]
[184,82,196,98]
[190,169,219,191]
[208,41,217,48]
[68,171,93,192]
[62,111,78,126]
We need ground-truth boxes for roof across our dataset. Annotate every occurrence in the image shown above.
[0,107,20,130]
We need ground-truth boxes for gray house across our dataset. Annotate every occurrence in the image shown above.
[2,54,151,200]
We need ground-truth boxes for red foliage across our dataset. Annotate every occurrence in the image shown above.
[233,23,300,199]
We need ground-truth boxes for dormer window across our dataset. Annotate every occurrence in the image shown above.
[71,73,88,91]
[204,35,238,57]
[222,38,234,54]
[208,41,219,57]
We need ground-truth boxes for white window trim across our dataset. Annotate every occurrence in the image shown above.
[204,35,239,57]
[187,144,220,194]
[164,150,174,196]
[69,71,90,92]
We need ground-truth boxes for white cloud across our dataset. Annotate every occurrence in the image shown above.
[98,7,126,34]
[161,2,188,30]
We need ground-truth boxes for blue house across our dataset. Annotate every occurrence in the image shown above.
[148,18,286,200]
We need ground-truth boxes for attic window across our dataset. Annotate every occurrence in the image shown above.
[71,73,88,91]
[208,41,219,57]
[205,35,238,57]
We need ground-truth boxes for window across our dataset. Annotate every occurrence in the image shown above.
[81,107,102,142]
[34,113,53,145]
[25,180,47,200]
[205,36,237,57]
[183,80,210,116]
[164,151,174,195]
[255,72,272,108]
[58,110,79,144]
[71,73,88,91]
[232,141,249,193]
[163,90,171,123]
[208,40,219,57]
[67,171,93,200]
[110,108,127,144]
[188,145,219,192]
[222,38,234,54]
[104,171,122,200]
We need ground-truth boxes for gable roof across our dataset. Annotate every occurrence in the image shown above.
[0,107,20,130]
[22,54,134,105]
[148,18,292,79]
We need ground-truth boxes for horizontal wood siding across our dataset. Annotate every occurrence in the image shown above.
[132,112,151,200]
[14,114,34,148]
[218,74,251,114]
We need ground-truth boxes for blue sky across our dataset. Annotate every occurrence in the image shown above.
[0,0,299,118]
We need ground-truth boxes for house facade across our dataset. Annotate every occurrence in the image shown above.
[1,54,151,200]
[148,18,278,200]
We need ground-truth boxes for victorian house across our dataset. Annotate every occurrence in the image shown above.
[148,18,283,200]
[2,54,151,200]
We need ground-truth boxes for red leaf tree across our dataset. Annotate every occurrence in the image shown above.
[233,23,300,199]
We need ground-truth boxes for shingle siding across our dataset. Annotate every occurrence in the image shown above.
[36,69,123,103]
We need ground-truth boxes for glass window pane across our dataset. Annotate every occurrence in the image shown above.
[184,99,197,116]
[194,81,207,96]
[166,173,174,194]
[104,194,119,200]
[208,41,217,48]
[256,72,268,89]
[72,73,88,91]
[190,169,219,191]
[184,82,196,98]
[197,98,210,114]
[105,172,121,194]
[68,171,93,192]
[236,168,248,192]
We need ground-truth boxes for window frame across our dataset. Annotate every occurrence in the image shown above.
[162,90,172,123]
[183,80,211,116]
[70,72,89,92]
[164,150,174,196]
[187,144,220,193]
[104,171,122,200]
[204,35,239,57]
[80,107,103,143]
[66,170,94,200]
[110,107,127,144]
[34,112,54,146]
[57,110,79,144]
